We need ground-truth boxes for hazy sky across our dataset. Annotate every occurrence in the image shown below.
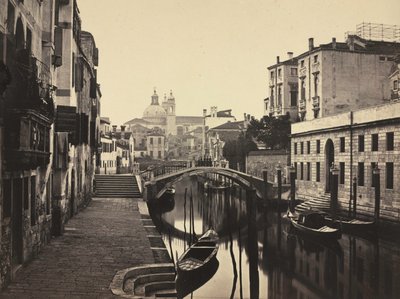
[78,0,399,125]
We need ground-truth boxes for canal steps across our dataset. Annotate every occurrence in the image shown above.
[94,175,141,198]
[295,194,331,212]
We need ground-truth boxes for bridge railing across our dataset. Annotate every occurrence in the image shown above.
[140,160,193,181]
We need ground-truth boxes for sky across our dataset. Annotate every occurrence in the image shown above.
[77,0,400,125]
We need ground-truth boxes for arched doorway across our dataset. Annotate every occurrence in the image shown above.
[325,139,334,192]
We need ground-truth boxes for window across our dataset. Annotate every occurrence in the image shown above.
[158,151,161,158]
[150,137,153,145]
[72,52,75,87]
[24,177,29,210]
[290,88,297,106]
[307,162,311,181]
[301,79,306,100]
[358,135,365,152]
[340,137,345,152]
[294,162,298,179]
[358,163,364,186]
[316,162,321,182]
[291,68,297,76]
[150,151,153,158]
[379,56,386,61]
[300,162,304,180]
[339,162,345,184]
[371,162,377,187]
[294,142,297,155]
[371,134,378,151]
[386,162,394,189]
[270,71,274,78]
[314,55,318,63]
[300,142,304,154]
[316,140,320,154]
[307,141,310,154]
[387,132,394,151]
[300,60,304,68]
[158,137,161,145]
[394,80,398,90]
[314,74,319,96]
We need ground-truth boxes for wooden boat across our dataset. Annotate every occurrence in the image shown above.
[176,258,219,299]
[157,186,175,201]
[177,229,219,273]
[204,181,229,190]
[324,215,375,234]
[289,211,341,240]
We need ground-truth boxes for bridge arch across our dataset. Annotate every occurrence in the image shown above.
[142,167,280,201]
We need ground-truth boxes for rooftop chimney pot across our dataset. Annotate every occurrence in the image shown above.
[287,52,294,59]
[332,37,337,49]
[277,56,280,64]
[309,38,314,51]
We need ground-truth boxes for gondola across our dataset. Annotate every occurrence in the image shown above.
[157,186,175,201]
[289,210,341,240]
[177,229,219,273]
[176,258,219,299]
[324,214,376,235]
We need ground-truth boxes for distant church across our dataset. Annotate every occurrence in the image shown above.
[124,89,204,136]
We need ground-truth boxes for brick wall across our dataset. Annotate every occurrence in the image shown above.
[246,150,290,183]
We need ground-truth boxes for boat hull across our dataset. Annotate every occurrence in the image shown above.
[290,217,341,240]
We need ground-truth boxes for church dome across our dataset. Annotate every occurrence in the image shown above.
[143,89,167,123]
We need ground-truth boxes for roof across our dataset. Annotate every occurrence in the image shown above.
[267,57,298,70]
[206,109,234,118]
[116,143,129,150]
[176,116,203,124]
[124,118,151,125]
[100,117,110,124]
[213,131,242,142]
[209,120,245,131]
[248,149,289,156]
[114,131,132,139]
[296,36,400,60]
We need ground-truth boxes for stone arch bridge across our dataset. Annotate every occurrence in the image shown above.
[142,166,289,202]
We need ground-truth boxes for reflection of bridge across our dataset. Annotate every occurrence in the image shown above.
[143,166,288,201]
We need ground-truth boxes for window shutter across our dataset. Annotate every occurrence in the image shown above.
[90,77,97,99]
[53,27,63,67]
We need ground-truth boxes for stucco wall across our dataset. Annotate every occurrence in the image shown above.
[246,150,290,183]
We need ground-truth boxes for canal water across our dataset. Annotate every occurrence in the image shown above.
[148,176,400,299]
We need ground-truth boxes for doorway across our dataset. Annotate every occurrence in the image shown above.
[12,178,23,266]
[325,139,335,192]
[70,170,75,218]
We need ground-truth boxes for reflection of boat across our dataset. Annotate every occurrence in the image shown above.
[177,229,219,273]
[289,211,341,240]
[176,258,219,299]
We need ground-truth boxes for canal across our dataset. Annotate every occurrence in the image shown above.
[148,176,400,299]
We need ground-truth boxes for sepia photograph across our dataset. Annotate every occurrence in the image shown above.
[0,0,399,298]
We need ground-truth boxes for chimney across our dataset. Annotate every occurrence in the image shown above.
[287,52,293,59]
[276,56,280,64]
[203,109,207,117]
[309,38,314,51]
[112,125,117,132]
[121,125,126,132]
[332,37,336,49]
[244,113,247,121]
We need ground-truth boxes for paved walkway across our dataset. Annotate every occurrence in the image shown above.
[0,198,155,298]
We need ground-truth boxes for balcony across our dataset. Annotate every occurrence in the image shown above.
[299,67,307,78]
[5,109,51,170]
[311,61,320,74]
[299,99,306,112]
[312,96,320,110]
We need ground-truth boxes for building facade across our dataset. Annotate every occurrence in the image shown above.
[265,53,298,121]
[296,36,400,121]
[292,101,400,221]
[0,0,100,288]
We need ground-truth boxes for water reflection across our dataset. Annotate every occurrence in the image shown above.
[148,176,400,299]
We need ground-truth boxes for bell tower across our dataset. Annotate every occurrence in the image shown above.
[162,90,177,135]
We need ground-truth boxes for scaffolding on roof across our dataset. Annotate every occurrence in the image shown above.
[356,22,400,42]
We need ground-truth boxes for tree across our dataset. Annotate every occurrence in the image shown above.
[223,132,258,171]
[247,114,291,150]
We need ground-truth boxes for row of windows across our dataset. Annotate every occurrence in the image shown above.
[102,160,114,168]
[149,151,162,159]
[294,162,394,189]
[149,137,163,145]
[294,132,395,155]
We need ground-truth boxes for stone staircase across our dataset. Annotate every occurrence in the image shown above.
[295,193,331,213]
[111,263,177,298]
[94,175,141,198]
